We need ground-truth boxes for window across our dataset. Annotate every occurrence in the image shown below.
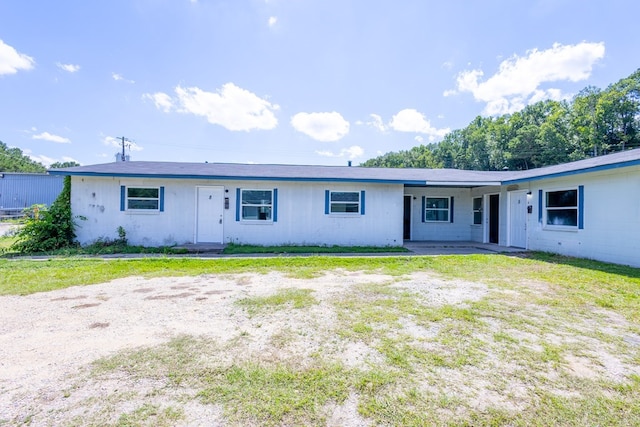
[545,189,578,227]
[126,187,160,211]
[329,191,360,213]
[241,189,273,221]
[473,197,482,225]
[424,197,449,222]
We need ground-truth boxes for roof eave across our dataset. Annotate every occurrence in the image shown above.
[502,159,640,185]
[54,170,421,185]
[425,181,502,187]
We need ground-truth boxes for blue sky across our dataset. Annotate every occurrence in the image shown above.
[0,0,638,167]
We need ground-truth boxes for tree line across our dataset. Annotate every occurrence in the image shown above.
[0,141,79,172]
[362,69,640,170]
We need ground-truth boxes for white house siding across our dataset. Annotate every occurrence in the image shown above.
[71,176,404,247]
[71,176,191,246]
[526,166,640,268]
[229,181,403,247]
[407,187,476,241]
[469,186,499,244]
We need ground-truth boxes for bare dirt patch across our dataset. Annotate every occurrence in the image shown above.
[1,271,476,425]
[1,269,638,426]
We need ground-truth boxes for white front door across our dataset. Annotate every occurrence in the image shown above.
[509,191,527,248]
[196,186,224,243]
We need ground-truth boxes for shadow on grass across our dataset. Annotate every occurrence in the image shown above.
[518,251,640,280]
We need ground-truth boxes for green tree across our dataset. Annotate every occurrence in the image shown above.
[360,144,441,168]
[362,69,640,171]
[0,141,46,172]
[571,86,605,157]
[595,70,640,152]
[49,161,80,169]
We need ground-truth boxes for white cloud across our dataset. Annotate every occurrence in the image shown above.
[268,16,277,27]
[389,109,450,141]
[529,88,565,104]
[112,72,135,83]
[450,41,605,115]
[32,131,71,144]
[0,39,35,75]
[415,136,424,143]
[56,62,80,73]
[24,150,79,167]
[316,145,364,160]
[22,149,55,167]
[143,92,174,113]
[345,145,364,158]
[174,83,279,131]
[291,111,349,142]
[30,154,56,167]
[365,113,387,132]
[143,83,279,132]
[103,136,143,152]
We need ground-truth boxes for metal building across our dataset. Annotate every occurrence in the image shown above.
[0,173,65,217]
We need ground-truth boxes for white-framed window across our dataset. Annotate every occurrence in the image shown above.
[472,197,482,225]
[329,191,360,214]
[126,187,160,211]
[241,189,273,221]
[545,188,578,227]
[424,197,450,222]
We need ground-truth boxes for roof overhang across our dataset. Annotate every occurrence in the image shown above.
[52,170,426,186]
[502,159,640,185]
[424,181,502,187]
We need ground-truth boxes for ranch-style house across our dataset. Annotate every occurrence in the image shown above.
[50,148,640,268]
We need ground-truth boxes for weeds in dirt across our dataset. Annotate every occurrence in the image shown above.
[199,362,351,426]
[236,288,317,316]
[4,254,640,425]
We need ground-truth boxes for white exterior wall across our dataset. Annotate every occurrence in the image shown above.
[526,166,640,268]
[406,187,475,241]
[71,176,404,247]
[468,186,501,244]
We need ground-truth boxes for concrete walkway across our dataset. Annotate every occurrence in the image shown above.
[171,241,527,257]
[403,241,527,255]
[3,237,528,260]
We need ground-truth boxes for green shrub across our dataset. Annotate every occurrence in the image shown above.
[11,176,79,253]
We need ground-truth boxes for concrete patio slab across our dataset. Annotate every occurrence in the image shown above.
[403,241,527,256]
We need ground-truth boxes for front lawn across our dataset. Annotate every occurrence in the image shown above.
[2,253,640,425]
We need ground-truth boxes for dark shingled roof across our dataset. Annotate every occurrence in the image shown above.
[502,148,640,183]
[50,148,640,186]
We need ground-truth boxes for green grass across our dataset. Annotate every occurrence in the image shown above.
[5,253,640,426]
[0,234,17,255]
[199,362,351,426]
[2,253,640,323]
[0,256,416,295]
[236,288,317,316]
[0,240,188,257]
[222,243,408,254]
[115,404,183,427]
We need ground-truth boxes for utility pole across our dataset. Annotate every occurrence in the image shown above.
[119,136,131,162]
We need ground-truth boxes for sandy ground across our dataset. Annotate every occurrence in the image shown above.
[3,267,638,426]
[0,223,18,237]
[0,270,487,425]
